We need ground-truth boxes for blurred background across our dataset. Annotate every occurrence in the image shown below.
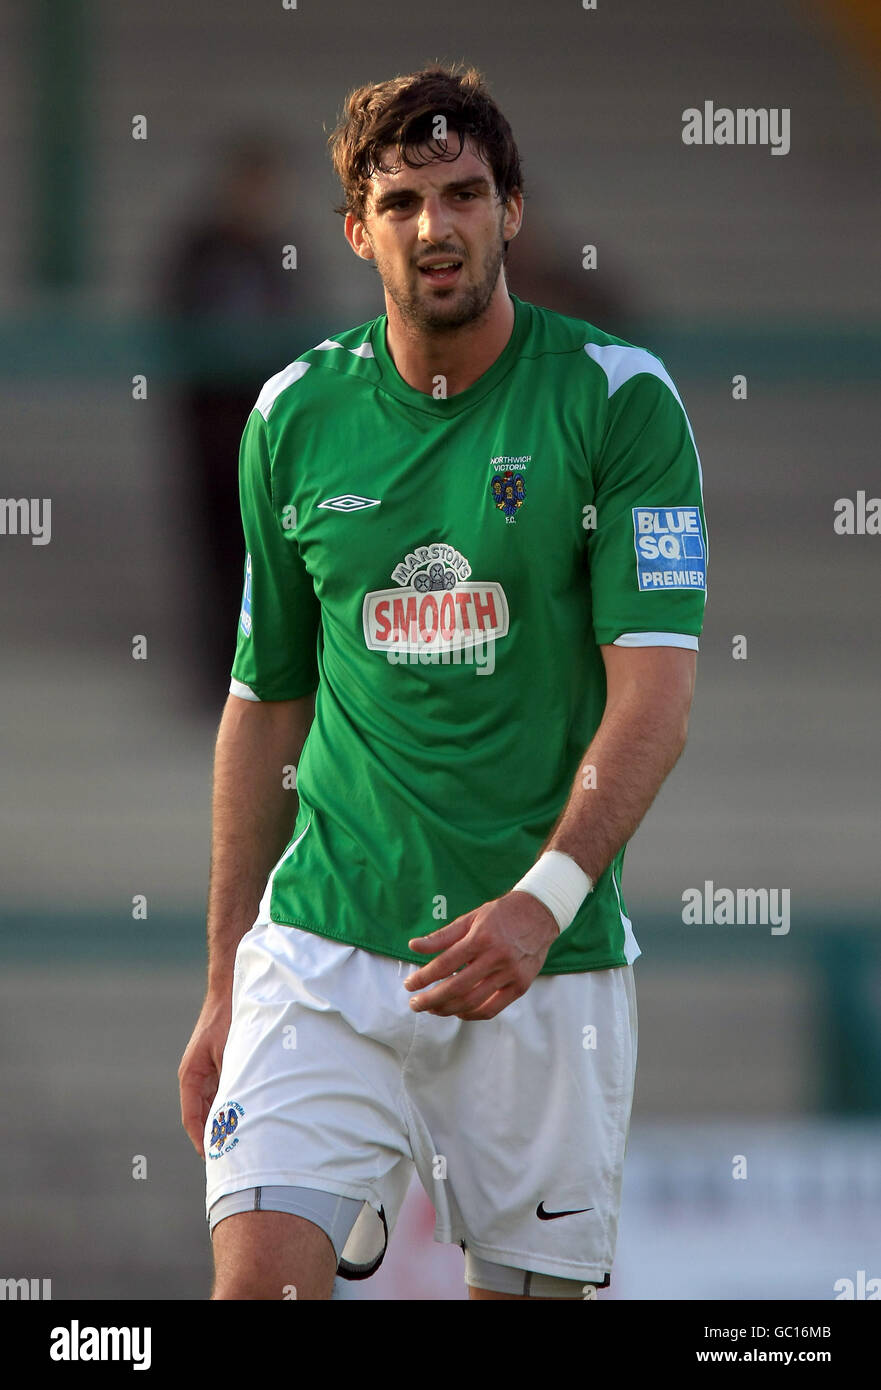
[1,0,879,1301]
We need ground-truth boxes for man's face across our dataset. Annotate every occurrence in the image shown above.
[347,135,522,333]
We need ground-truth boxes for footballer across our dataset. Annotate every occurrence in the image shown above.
[178,62,707,1301]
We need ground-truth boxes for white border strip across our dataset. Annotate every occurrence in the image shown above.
[612,865,641,965]
[613,631,699,650]
[258,812,314,920]
[229,677,260,701]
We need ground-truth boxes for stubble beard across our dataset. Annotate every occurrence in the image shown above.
[372,224,507,336]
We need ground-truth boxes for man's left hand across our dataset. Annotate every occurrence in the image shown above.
[404,891,558,1021]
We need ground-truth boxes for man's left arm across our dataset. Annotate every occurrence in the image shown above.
[405,643,696,1021]
[543,643,694,887]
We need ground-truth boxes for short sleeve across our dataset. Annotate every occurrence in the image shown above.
[586,355,708,647]
[229,407,321,700]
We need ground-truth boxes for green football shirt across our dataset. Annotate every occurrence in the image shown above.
[229,293,707,972]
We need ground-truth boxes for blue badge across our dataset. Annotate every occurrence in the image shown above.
[240,553,253,636]
[632,507,706,591]
[490,470,526,523]
[208,1100,244,1160]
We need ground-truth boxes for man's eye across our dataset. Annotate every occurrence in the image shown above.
[456,191,476,200]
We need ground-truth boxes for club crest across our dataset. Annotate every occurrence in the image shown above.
[208,1101,244,1159]
[491,470,526,523]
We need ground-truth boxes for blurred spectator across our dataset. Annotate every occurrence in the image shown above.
[158,133,303,708]
[505,205,640,338]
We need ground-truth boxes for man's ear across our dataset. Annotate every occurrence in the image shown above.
[344,210,376,262]
[502,189,524,245]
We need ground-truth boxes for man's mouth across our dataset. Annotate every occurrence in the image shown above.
[417,258,463,285]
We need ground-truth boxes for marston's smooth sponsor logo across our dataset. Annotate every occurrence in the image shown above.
[363,542,509,655]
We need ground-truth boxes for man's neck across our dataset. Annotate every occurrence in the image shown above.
[383,286,515,397]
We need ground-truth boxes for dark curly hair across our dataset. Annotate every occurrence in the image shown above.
[326,62,525,236]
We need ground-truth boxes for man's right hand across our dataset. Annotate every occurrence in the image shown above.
[182,692,314,1159]
[178,992,233,1158]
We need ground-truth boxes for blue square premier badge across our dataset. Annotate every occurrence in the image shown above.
[239,552,253,636]
[632,507,706,592]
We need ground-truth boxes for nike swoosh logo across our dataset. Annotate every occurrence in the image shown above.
[536,1202,595,1221]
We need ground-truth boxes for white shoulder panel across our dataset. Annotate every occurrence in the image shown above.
[254,361,312,421]
[313,338,374,358]
[584,342,679,404]
[583,342,706,509]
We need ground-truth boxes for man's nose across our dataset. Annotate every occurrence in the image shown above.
[417,195,454,241]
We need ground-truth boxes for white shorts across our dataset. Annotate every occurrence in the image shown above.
[205,889,638,1288]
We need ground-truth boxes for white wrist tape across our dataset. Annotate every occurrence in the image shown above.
[511,851,593,932]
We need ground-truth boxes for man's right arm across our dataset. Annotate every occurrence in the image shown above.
[205,690,314,992]
[178,689,315,1156]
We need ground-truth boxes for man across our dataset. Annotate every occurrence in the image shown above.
[178,63,707,1301]
[159,134,301,706]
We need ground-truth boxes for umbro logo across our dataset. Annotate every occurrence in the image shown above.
[535,1202,594,1221]
[317,494,381,512]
